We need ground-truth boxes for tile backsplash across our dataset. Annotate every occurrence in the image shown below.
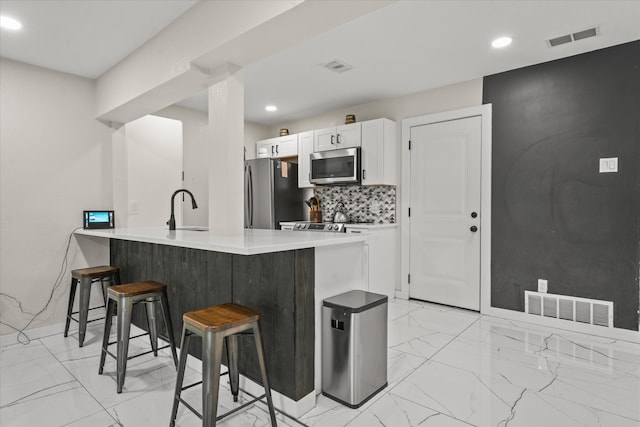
[314,185,396,224]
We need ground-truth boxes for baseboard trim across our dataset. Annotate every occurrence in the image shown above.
[484,306,640,344]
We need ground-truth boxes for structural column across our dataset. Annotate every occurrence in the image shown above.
[207,64,245,235]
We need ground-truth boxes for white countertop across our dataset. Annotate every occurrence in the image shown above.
[75,227,367,255]
[342,223,398,230]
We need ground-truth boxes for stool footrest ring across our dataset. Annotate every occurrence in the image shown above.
[105,332,172,347]
[105,331,150,346]
[103,344,172,363]
[178,389,268,423]
[67,315,106,325]
[70,305,107,315]
[179,371,229,393]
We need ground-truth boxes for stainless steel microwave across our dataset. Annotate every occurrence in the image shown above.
[310,147,360,185]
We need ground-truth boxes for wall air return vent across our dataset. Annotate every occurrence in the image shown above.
[547,27,599,47]
[525,291,613,327]
[322,60,352,74]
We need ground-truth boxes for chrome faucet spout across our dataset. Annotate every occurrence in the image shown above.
[168,189,198,230]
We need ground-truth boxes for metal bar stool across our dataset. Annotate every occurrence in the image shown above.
[170,303,277,427]
[98,281,178,393]
[64,265,121,347]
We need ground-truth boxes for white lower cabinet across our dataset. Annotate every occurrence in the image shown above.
[345,225,397,298]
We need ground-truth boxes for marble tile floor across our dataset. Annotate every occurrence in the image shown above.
[1,298,639,427]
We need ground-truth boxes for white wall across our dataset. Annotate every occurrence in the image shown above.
[270,78,482,135]
[155,106,210,226]
[0,59,112,336]
[123,115,183,228]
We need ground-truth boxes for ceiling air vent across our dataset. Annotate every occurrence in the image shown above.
[547,26,599,47]
[322,60,352,74]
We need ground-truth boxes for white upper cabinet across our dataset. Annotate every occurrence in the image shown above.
[256,140,272,158]
[361,118,397,186]
[313,122,361,152]
[298,131,314,188]
[256,134,298,159]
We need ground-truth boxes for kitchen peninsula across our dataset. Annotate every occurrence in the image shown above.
[74,227,368,416]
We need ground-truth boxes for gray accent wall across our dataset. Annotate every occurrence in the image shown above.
[483,41,640,330]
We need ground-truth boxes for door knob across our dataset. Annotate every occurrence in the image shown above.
[470,226,478,232]
[471,212,478,218]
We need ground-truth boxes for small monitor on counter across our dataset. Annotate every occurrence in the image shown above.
[83,210,115,229]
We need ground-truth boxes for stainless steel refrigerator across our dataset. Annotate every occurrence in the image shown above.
[244,158,304,229]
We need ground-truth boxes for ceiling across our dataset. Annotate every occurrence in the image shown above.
[0,0,198,78]
[1,1,639,126]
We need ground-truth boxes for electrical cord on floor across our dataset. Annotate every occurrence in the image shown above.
[0,226,82,345]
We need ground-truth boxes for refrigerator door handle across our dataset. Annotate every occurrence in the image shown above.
[244,164,249,227]
[247,164,254,228]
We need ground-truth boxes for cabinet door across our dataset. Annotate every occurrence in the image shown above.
[336,122,361,149]
[345,227,397,299]
[298,131,314,188]
[256,140,273,158]
[313,127,336,152]
[273,134,298,158]
[361,119,384,184]
[361,118,396,185]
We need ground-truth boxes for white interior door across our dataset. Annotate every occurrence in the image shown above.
[409,116,481,310]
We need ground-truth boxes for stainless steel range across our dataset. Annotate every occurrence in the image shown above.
[292,222,346,232]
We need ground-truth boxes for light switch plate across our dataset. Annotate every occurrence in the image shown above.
[129,200,139,215]
[599,157,618,173]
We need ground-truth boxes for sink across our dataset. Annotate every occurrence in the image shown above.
[173,226,208,232]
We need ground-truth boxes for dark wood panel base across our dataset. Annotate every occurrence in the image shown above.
[110,239,315,400]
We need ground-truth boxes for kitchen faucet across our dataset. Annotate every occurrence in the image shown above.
[167,189,198,231]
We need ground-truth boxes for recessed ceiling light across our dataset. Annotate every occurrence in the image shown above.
[0,15,23,31]
[492,36,512,48]
[265,105,277,112]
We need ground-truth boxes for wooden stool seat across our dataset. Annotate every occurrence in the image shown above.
[170,303,277,427]
[183,303,260,332]
[65,266,120,347]
[72,266,119,278]
[99,281,178,393]
[108,281,166,298]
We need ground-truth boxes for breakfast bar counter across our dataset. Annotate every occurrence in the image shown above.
[74,227,368,416]
[75,226,367,255]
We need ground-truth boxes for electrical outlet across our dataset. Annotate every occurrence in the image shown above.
[537,279,548,293]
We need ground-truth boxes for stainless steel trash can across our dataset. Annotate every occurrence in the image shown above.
[322,290,388,408]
